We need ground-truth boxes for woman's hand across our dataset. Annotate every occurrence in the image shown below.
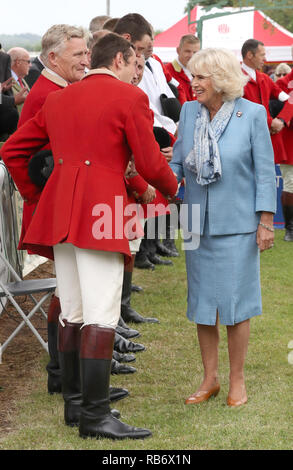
[256,212,274,252]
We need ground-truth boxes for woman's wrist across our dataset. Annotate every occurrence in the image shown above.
[260,211,274,224]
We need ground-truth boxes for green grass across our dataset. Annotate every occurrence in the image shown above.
[0,230,292,450]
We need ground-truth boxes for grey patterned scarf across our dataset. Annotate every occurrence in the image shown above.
[185,100,236,185]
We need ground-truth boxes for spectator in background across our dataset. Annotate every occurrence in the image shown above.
[0,49,26,144]
[274,62,291,81]
[102,18,120,32]
[165,35,200,104]
[275,48,293,241]
[7,47,30,115]
[89,15,110,33]
[241,39,293,169]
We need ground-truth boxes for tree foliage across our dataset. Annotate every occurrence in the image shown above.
[184,1,293,32]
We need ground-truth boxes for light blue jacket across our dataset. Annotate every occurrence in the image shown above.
[170,97,277,236]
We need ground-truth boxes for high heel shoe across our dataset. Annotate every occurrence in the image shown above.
[185,384,220,405]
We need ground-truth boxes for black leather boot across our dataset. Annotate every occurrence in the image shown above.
[282,192,293,241]
[46,295,62,394]
[58,319,83,427]
[148,253,173,265]
[162,213,179,256]
[111,358,136,374]
[113,350,136,363]
[115,324,140,339]
[109,386,129,402]
[58,320,121,425]
[121,270,159,324]
[79,325,151,440]
[131,284,143,293]
[114,332,145,353]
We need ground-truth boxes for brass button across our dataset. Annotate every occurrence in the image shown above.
[58,158,63,164]
[85,160,91,166]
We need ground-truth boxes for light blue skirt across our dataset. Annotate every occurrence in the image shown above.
[185,213,262,326]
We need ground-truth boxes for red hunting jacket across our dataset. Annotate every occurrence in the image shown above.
[276,68,293,165]
[0,69,178,261]
[243,69,293,164]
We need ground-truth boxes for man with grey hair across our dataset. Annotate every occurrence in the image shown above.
[89,15,110,33]
[25,24,90,87]
[7,47,30,114]
[18,24,89,398]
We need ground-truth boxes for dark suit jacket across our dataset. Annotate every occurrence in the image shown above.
[25,56,44,88]
[0,51,18,137]
[0,50,14,104]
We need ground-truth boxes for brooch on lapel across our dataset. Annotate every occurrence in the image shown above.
[236,111,243,117]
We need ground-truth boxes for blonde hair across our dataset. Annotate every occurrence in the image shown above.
[41,24,87,64]
[188,48,249,101]
[274,62,291,80]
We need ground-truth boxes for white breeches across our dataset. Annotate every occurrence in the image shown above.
[53,243,124,328]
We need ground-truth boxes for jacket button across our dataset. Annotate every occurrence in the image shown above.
[85,160,91,166]
[58,158,63,164]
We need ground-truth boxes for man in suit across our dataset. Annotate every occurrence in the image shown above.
[7,47,30,115]
[1,32,178,440]
[165,34,200,104]
[24,55,44,89]
[0,50,27,143]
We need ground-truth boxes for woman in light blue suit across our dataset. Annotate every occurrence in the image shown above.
[170,48,276,407]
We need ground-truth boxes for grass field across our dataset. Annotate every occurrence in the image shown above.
[0,230,292,450]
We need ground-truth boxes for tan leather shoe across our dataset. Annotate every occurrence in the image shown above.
[226,395,248,407]
[185,384,220,405]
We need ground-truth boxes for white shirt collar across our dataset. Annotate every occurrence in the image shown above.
[11,69,19,81]
[242,62,256,81]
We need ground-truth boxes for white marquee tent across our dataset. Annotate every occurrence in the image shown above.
[153,6,293,63]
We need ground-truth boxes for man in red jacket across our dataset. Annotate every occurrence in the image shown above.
[18,24,89,396]
[276,47,293,241]
[241,38,293,166]
[1,33,178,440]
[165,34,200,104]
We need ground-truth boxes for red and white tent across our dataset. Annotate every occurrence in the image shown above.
[154,6,293,63]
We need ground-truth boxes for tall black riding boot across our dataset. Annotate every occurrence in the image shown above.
[121,256,159,324]
[46,295,62,394]
[58,319,83,427]
[79,325,151,440]
[282,191,293,241]
[58,320,121,424]
[162,213,179,256]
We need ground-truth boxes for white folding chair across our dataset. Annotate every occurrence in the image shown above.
[0,251,56,362]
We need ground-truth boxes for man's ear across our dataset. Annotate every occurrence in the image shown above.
[246,51,253,60]
[47,51,58,68]
[121,33,131,42]
[114,51,124,69]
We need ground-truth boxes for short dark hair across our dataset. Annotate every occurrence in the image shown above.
[113,13,152,43]
[241,39,264,59]
[91,32,134,69]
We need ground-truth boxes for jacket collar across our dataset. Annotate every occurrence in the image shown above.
[41,68,68,88]
[82,68,119,81]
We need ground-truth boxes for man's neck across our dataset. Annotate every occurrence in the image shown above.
[242,62,257,81]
